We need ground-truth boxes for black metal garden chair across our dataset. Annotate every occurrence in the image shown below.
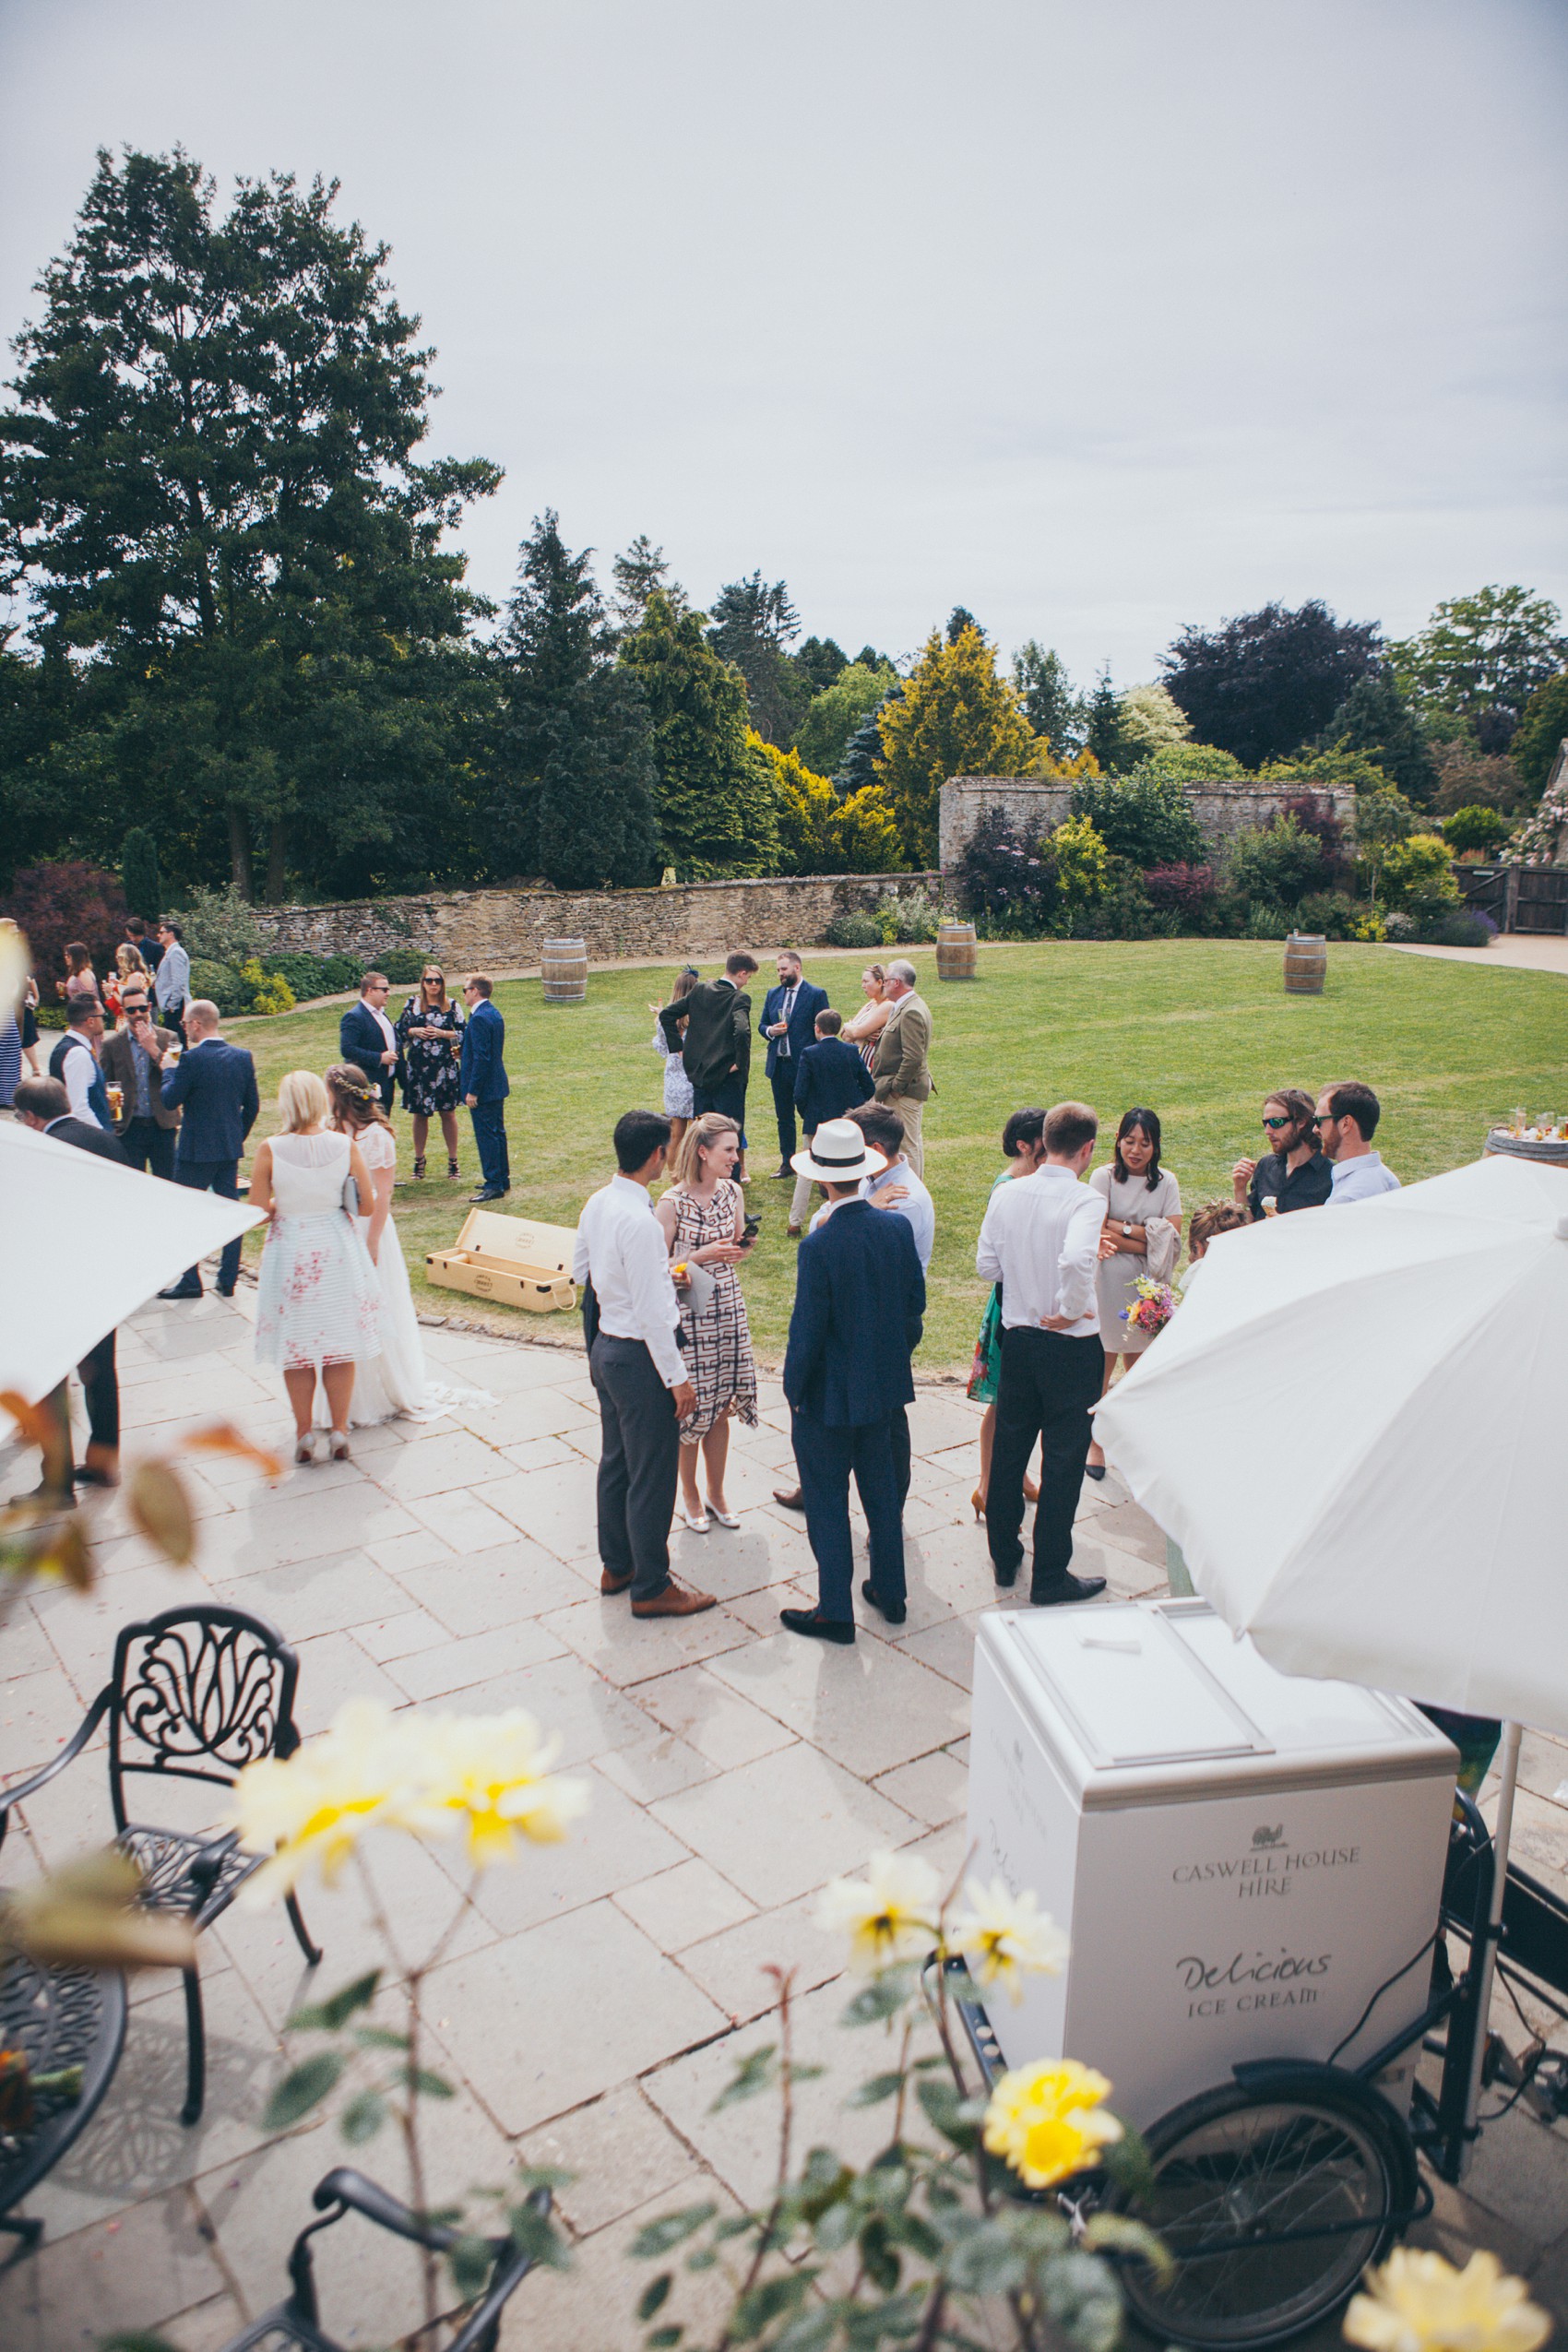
[217,2169,552,2352]
[0,1604,321,2126]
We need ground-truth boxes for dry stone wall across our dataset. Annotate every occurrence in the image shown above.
[252,872,943,968]
[938,777,1358,871]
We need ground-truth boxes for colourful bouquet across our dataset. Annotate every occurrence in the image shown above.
[1122,1276,1177,1338]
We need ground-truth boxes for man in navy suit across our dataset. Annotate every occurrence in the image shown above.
[459,974,510,1202]
[779,1118,925,1644]
[759,951,828,1176]
[339,972,398,1111]
[153,1000,260,1298]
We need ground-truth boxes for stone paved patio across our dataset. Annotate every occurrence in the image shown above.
[3,1291,1566,2347]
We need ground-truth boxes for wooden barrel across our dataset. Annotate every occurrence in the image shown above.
[935,920,978,981]
[540,937,588,1002]
[1283,932,1326,995]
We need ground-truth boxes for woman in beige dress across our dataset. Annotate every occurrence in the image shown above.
[839,963,891,1074]
[654,1112,758,1532]
[1086,1106,1182,1479]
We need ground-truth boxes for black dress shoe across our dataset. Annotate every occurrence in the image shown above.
[860,1579,906,1627]
[774,1164,793,1180]
[158,1280,202,1301]
[780,1608,855,1645]
[992,1555,1023,1588]
[1084,1463,1106,1481]
[217,1284,237,1299]
[1029,1572,1108,1607]
[469,1187,509,1204]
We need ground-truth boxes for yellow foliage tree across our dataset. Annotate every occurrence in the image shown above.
[874,626,1035,865]
[750,735,837,873]
[832,782,906,873]
[1031,744,1101,781]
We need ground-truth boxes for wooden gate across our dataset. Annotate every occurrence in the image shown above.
[1512,868,1568,934]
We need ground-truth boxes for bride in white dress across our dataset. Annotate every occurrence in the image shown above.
[323,1063,429,1422]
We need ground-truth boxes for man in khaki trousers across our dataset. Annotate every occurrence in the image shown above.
[871,960,932,1175]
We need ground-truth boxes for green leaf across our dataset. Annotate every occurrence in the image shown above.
[813,2196,859,2253]
[711,2045,778,2111]
[938,2215,1025,2297]
[713,2214,756,2240]
[847,2070,905,2108]
[263,2050,345,2130]
[405,2066,456,2098]
[448,2234,495,2301]
[286,1969,381,2033]
[775,2310,838,2352]
[839,1968,916,2026]
[513,2163,575,2192]
[1099,2117,1153,2202]
[841,2287,927,2344]
[859,2216,900,2293]
[647,2331,683,2350]
[685,2247,718,2271]
[914,2076,978,2149]
[506,2200,572,2270]
[637,2273,672,2320]
[732,2271,814,2340]
[1081,2210,1173,2284]
[352,2025,410,2050]
[101,2337,182,2352]
[630,2204,718,2260]
[339,2088,386,2145]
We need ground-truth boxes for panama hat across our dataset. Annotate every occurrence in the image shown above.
[790,1117,887,1185]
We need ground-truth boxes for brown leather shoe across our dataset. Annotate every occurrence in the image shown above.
[772,1485,803,1510]
[600,1567,634,1596]
[632,1580,718,1619]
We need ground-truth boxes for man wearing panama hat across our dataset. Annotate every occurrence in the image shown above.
[778,1119,926,1643]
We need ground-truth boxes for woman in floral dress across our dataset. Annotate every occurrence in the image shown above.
[395,965,465,1180]
[654,1111,758,1533]
[252,1070,380,1463]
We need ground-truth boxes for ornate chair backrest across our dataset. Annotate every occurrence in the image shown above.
[106,1606,303,1832]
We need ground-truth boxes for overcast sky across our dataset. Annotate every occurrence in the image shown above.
[3,0,1564,686]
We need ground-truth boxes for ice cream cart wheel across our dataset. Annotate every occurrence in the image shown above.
[1105,2072,1417,2349]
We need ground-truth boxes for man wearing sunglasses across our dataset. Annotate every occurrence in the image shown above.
[1231,1087,1332,1219]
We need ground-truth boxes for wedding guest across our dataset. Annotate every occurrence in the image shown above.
[759,950,828,1176]
[654,1112,758,1532]
[155,1000,260,1300]
[1232,1087,1331,1219]
[649,966,699,1166]
[573,1109,713,1619]
[976,1100,1108,1607]
[55,939,98,1004]
[779,1118,925,1643]
[395,965,465,1179]
[848,1101,934,1271]
[1315,1082,1402,1202]
[127,916,161,973]
[1180,1200,1249,1296]
[18,956,42,1077]
[840,963,892,1074]
[14,1075,128,1491]
[49,994,110,1128]
[339,971,398,1111]
[104,942,150,1023]
[787,1007,873,1234]
[459,974,510,1202]
[101,980,181,1177]
[966,1108,1049,1522]
[871,959,932,1175]
[153,919,190,1029]
[661,951,757,1181]
[1085,1108,1182,1480]
[251,1071,378,1465]
[326,1063,427,1420]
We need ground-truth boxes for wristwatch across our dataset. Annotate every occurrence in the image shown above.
[1122,1222,1134,1237]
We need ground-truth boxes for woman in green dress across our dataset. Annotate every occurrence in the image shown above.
[967,1106,1049,1518]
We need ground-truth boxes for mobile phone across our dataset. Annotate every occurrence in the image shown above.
[742,1214,762,1241]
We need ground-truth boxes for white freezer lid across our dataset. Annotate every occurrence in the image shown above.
[982,1601,1455,1793]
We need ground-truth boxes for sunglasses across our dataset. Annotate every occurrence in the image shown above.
[1261,1114,1295,1131]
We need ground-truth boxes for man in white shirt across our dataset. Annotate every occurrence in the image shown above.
[975,1100,1109,1606]
[153,920,191,1026]
[47,995,108,1127]
[1315,1082,1402,1204]
[574,1110,715,1620]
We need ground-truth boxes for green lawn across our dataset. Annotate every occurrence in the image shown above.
[229,942,1567,1372]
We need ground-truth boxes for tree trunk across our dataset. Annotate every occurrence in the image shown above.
[228,805,254,900]
[265,819,289,904]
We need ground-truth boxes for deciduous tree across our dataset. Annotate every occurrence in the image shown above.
[1161,600,1381,768]
[1508,670,1568,797]
[1391,587,1565,754]
[874,625,1032,866]
[1320,671,1437,802]
[793,659,897,779]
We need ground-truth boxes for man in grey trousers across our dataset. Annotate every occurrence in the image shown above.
[573,1110,717,1619]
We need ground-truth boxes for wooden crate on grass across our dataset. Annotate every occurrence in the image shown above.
[425,1207,576,1313]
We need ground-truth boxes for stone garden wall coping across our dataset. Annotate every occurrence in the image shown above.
[938,775,1359,873]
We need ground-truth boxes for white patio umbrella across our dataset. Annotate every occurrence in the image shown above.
[0,1120,265,1403]
[1095,1149,1568,2149]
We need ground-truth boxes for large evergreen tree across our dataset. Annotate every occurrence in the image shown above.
[875,625,1033,865]
[1161,600,1381,769]
[493,512,659,888]
[835,683,901,797]
[610,535,683,634]
[1084,666,1130,774]
[1011,642,1084,757]
[0,148,501,897]
[618,592,779,874]
[707,572,807,744]
[1321,671,1438,803]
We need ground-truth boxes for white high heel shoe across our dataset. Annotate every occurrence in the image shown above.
[706,1502,740,1529]
[675,1505,710,1534]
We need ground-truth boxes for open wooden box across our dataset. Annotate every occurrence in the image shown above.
[425,1208,577,1313]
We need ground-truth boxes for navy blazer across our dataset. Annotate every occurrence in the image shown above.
[760,979,829,1080]
[783,1197,924,1428]
[160,1038,259,1165]
[339,1000,396,1106]
[458,998,509,1102]
[792,1036,873,1134]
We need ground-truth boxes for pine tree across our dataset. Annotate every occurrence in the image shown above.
[618,592,779,875]
[494,513,659,888]
[120,826,161,919]
[1011,642,1084,756]
[875,627,1032,865]
[946,606,984,645]
[836,684,901,798]
[707,573,808,745]
[611,536,683,634]
[1084,667,1130,775]
[1322,671,1438,803]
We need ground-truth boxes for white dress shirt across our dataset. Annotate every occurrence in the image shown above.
[976,1163,1106,1337]
[776,981,799,1056]
[369,1003,398,1061]
[861,1158,935,1271]
[1328,1152,1401,1204]
[59,1032,103,1127]
[573,1174,685,1388]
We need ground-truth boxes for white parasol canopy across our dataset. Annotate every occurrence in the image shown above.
[1095,1152,1568,1739]
[0,1120,265,1403]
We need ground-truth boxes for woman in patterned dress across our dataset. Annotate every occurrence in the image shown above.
[395,966,465,1180]
[654,1111,758,1533]
[251,1070,380,1464]
[648,965,699,1165]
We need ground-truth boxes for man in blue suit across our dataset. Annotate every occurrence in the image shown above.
[339,972,398,1111]
[459,974,510,1202]
[759,951,828,1177]
[153,1000,260,1298]
[779,1117,925,1644]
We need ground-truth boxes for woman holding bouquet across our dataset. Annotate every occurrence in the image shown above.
[1085,1107,1182,1480]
